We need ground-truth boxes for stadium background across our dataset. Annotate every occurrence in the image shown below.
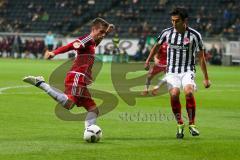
[0,0,239,63]
[0,0,240,160]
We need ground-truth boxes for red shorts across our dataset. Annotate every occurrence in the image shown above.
[149,64,166,76]
[64,72,96,110]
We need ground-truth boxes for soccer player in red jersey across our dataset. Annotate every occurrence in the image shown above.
[141,42,167,96]
[23,18,114,129]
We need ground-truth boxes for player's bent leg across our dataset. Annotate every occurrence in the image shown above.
[39,82,70,107]
[23,75,71,107]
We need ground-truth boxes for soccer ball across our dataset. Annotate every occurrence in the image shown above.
[83,125,102,143]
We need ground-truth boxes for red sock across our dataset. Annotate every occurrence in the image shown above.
[186,95,196,125]
[170,96,183,124]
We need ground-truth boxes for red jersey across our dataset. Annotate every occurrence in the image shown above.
[53,34,96,83]
[154,42,167,66]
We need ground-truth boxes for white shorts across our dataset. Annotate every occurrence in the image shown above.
[163,71,197,90]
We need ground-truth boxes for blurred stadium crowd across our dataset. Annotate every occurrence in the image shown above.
[0,0,239,64]
[0,0,239,38]
[0,33,44,58]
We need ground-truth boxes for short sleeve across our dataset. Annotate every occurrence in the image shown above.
[157,31,167,45]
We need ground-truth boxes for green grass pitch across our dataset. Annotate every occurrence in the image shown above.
[0,59,240,160]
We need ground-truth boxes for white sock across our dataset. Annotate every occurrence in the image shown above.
[85,112,97,129]
[39,82,68,106]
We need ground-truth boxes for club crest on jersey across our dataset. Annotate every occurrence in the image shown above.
[183,38,190,45]
[73,42,81,49]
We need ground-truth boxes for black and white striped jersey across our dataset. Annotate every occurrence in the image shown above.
[157,27,204,73]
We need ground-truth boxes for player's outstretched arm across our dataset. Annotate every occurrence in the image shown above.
[44,50,55,59]
[198,50,211,88]
[44,38,90,59]
[52,43,75,56]
[145,43,161,70]
[44,43,73,59]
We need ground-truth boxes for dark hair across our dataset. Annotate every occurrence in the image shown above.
[91,17,109,28]
[170,7,188,20]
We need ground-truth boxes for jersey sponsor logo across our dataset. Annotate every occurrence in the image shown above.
[169,44,188,50]
[73,42,81,49]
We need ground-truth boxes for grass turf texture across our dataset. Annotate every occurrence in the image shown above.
[0,59,240,160]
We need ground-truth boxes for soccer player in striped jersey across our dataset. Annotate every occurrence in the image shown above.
[23,18,114,130]
[145,7,211,139]
[142,42,167,96]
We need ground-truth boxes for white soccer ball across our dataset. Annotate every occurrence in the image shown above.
[83,125,102,143]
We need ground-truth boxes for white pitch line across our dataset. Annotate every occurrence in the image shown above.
[0,92,44,95]
[0,85,33,94]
